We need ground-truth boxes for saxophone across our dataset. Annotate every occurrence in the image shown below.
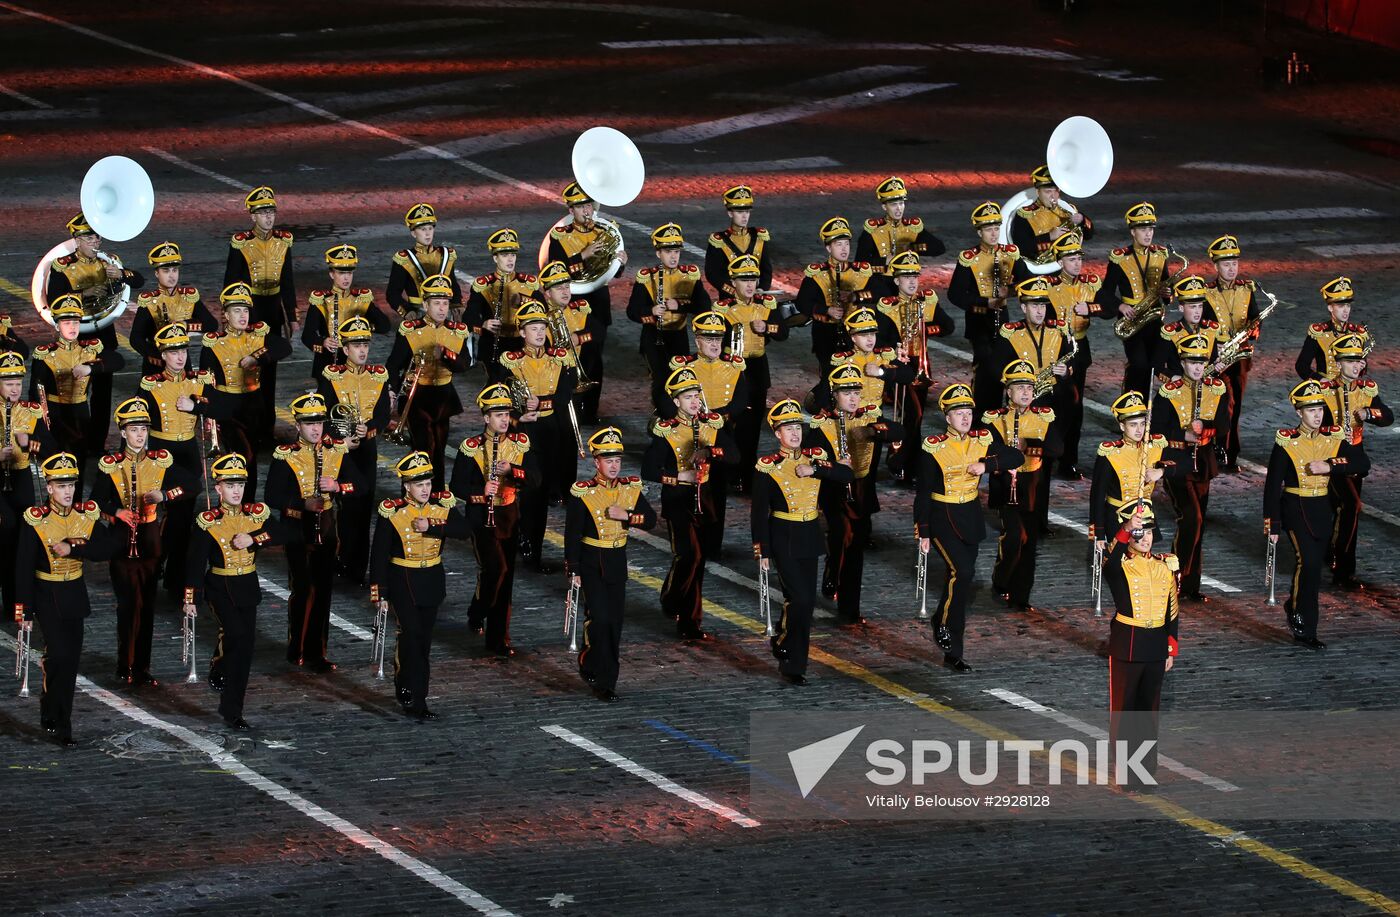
[1215,289,1280,372]
[1114,245,1188,340]
[1032,327,1079,399]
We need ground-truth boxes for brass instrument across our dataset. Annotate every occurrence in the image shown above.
[15,618,32,697]
[181,607,198,684]
[370,599,388,679]
[578,218,624,291]
[730,309,746,358]
[329,402,358,440]
[385,351,425,446]
[1215,289,1281,372]
[1032,327,1079,399]
[485,431,498,529]
[546,304,596,393]
[1264,537,1278,606]
[758,559,775,637]
[1113,245,1188,340]
[86,251,133,331]
[893,298,931,426]
[828,262,851,349]
[915,539,929,620]
[564,578,582,652]
[127,451,140,558]
[508,376,532,414]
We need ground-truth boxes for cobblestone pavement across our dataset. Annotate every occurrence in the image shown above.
[1,2,1398,915]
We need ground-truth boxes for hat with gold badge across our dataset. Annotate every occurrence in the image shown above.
[1111,391,1149,420]
[843,307,879,334]
[395,451,434,482]
[889,251,922,277]
[1321,276,1353,304]
[723,185,755,211]
[1030,165,1056,189]
[1016,277,1052,302]
[1173,275,1209,303]
[290,392,329,423]
[220,282,253,309]
[114,397,152,427]
[477,382,515,412]
[767,398,805,430]
[41,453,81,483]
[665,367,703,398]
[691,311,728,337]
[1125,202,1157,227]
[154,323,190,351]
[1331,332,1369,360]
[971,201,1002,227]
[66,213,94,237]
[651,222,684,250]
[404,202,437,228]
[1116,500,1157,529]
[538,260,570,290]
[1208,235,1241,261]
[876,176,908,203]
[419,274,453,301]
[211,453,250,482]
[728,254,761,279]
[562,181,591,206]
[1051,231,1084,258]
[1001,359,1037,385]
[0,351,25,379]
[244,186,277,212]
[1289,379,1329,409]
[828,363,865,392]
[487,228,520,254]
[49,294,85,322]
[938,383,976,412]
[588,426,625,456]
[1175,333,1213,362]
[148,241,182,267]
[514,300,549,327]
[819,217,853,244]
[325,244,358,269]
[337,315,374,344]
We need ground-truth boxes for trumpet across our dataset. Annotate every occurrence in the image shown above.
[564,578,582,652]
[385,351,425,447]
[1113,245,1188,340]
[181,607,198,684]
[1264,537,1278,606]
[15,618,32,697]
[371,600,388,678]
[915,539,929,620]
[547,305,596,393]
[1091,536,1105,617]
[758,558,775,637]
[730,311,746,358]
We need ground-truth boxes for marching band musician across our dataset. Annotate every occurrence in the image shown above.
[1154,276,1227,381]
[29,295,125,495]
[537,259,594,378]
[1202,235,1260,473]
[566,427,657,701]
[386,274,470,492]
[90,399,197,686]
[223,187,295,448]
[642,368,738,641]
[826,308,913,414]
[985,360,1061,615]
[1323,333,1391,591]
[712,254,788,491]
[184,453,288,730]
[1089,392,1176,553]
[665,312,748,422]
[994,277,1073,408]
[628,223,710,387]
[1098,202,1172,397]
[796,217,877,373]
[753,399,853,685]
[704,185,772,297]
[452,385,538,656]
[386,203,460,320]
[1296,276,1369,381]
[1152,334,1229,603]
[0,352,51,616]
[500,301,579,572]
[1043,232,1102,480]
[14,453,119,746]
[874,251,953,468]
[301,244,392,379]
[318,316,392,585]
[1264,380,1370,648]
[200,282,291,496]
[947,202,1020,416]
[914,384,1023,672]
[807,364,903,626]
[130,242,217,374]
[855,176,947,274]
[1104,501,1178,790]
[371,452,472,720]
[548,182,627,424]
[48,213,145,456]
[265,393,365,672]
[465,229,538,381]
[1007,165,1094,265]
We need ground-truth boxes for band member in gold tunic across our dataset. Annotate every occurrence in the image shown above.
[704,185,772,297]
[452,384,539,656]
[994,277,1072,408]
[537,259,595,384]
[48,213,145,455]
[184,453,288,729]
[0,352,51,618]
[948,202,1020,415]
[223,187,296,447]
[29,295,125,494]
[386,203,460,320]
[386,274,470,491]
[856,176,948,273]
[14,453,118,745]
[665,312,748,424]
[628,223,711,386]
[371,453,472,720]
[567,428,656,701]
[1154,276,1227,381]
[302,244,392,378]
[753,400,853,684]
[1090,392,1176,548]
[1007,165,1094,264]
[319,316,392,584]
[796,217,878,373]
[266,393,365,671]
[1264,380,1370,648]
[1296,276,1370,381]
[466,228,539,381]
[712,254,787,490]
[1152,334,1229,602]
[824,308,911,413]
[548,182,628,423]
[1202,235,1260,472]
[1323,334,1391,590]
[1098,202,1174,396]
[200,283,291,496]
[807,364,902,625]
[985,361,1061,614]
[642,368,738,641]
[874,251,953,465]
[915,384,1023,671]
[1044,232,1103,479]
[130,242,218,374]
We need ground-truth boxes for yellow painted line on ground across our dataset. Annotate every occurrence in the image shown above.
[0,276,33,302]
[540,530,1400,916]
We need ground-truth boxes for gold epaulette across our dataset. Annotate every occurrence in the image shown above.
[1098,439,1126,456]
[981,408,1008,424]
[459,435,483,456]
[432,492,457,509]
[667,354,697,371]
[548,224,574,239]
[272,444,296,460]
[755,452,782,474]
[1307,322,1333,340]
[76,501,98,520]
[1108,247,1131,263]
[1034,406,1056,422]
[398,319,425,335]
[1161,380,1183,394]
[378,497,405,518]
[957,248,980,267]
[196,508,221,530]
[139,374,163,391]
[569,479,596,498]
[1206,377,1227,388]
[471,273,495,291]
[1000,322,1024,338]
[804,263,828,277]
[24,505,48,525]
[1160,553,1180,573]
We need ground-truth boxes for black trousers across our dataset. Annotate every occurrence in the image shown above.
[577,545,628,691]
[1060,338,1092,471]
[208,591,258,721]
[0,483,37,613]
[1120,325,1157,397]
[338,441,377,582]
[392,600,440,714]
[1221,361,1249,467]
[110,523,163,675]
[519,417,572,559]
[1165,476,1211,596]
[970,338,1001,417]
[771,553,818,677]
[993,505,1039,606]
[823,501,871,620]
[735,382,768,491]
[159,439,201,594]
[408,387,457,493]
[250,293,286,448]
[1329,476,1363,581]
[35,608,85,738]
[1108,656,1165,785]
[891,380,930,476]
[930,531,979,660]
[575,325,606,423]
[49,403,91,496]
[470,527,518,650]
[1283,499,1329,639]
[286,535,337,664]
[661,512,709,626]
[219,393,261,498]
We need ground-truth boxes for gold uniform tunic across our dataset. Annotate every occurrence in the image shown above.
[651,415,723,487]
[230,230,293,297]
[24,502,100,583]
[982,407,1055,474]
[190,503,273,583]
[321,364,388,435]
[137,286,202,328]
[862,217,931,265]
[470,271,539,340]
[373,494,457,575]
[397,319,470,387]
[668,354,746,412]
[570,477,646,549]
[1092,434,1167,534]
[51,253,110,300]
[829,348,895,407]
[957,244,1021,298]
[876,291,941,339]
[713,294,779,358]
[1159,319,1227,355]
[1204,278,1256,338]
[549,223,608,284]
[637,266,703,333]
[804,261,875,309]
[1304,321,1371,380]
[393,244,458,309]
[1,401,41,473]
[272,441,354,506]
[458,432,531,509]
[1107,245,1169,304]
[999,320,1069,373]
[808,408,885,480]
[1047,271,1103,340]
[500,347,574,417]
[96,449,180,525]
[307,289,375,341]
[32,339,105,404]
[754,447,826,522]
[1014,202,1078,260]
[1329,377,1384,446]
[1159,378,1227,446]
[140,370,215,443]
[203,324,272,393]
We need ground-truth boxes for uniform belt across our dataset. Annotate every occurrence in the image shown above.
[772,510,819,522]
[212,564,256,576]
[391,556,440,569]
[151,430,195,442]
[45,395,83,405]
[216,383,256,394]
[250,284,281,296]
[582,535,628,549]
[1285,486,1329,498]
[931,492,978,504]
[1114,613,1166,629]
[36,569,83,582]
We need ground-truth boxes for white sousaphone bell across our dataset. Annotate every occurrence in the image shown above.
[32,155,156,333]
[538,126,645,295]
[998,116,1113,275]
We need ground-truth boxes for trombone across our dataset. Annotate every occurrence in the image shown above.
[386,350,425,447]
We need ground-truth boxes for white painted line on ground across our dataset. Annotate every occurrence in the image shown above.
[0,631,515,915]
[1167,207,1382,226]
[258,576,373,642]
[638,82,955,144]
[1304,242,1400,257]
[1044,511,1241,594]
[945,42,1080,61]
[541,724,761,828]
[651,155,841,175]
[781,65,925,93]
[984,687,1241,793]
[0,108,94,121]
[0,81,51,107]
[1180,161,1365,184]
[385,123,572,161]
[142,146,254,192]
[629,528,786,604]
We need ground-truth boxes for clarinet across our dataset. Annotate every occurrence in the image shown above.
[1191,379,1202,474]
[127,451,140,558]
[485,431,498,529]
[990,248,1005,334]
[692,406,706,516]
[1007,409,1020,506]
[312,444,325,546]
[836,409,854,502]
[1,399,10,493]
